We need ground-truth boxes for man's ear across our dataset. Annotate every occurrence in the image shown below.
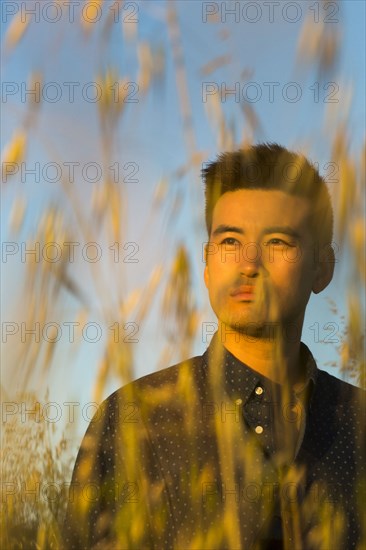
[312,243,335,294]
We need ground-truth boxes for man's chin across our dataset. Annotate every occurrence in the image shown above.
[219,318,281,340]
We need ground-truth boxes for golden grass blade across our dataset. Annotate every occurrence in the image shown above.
[80,0,103,33]
[3,10,30,52]
[2,131,27,181]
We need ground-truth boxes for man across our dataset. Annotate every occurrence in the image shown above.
[64,143,364,549]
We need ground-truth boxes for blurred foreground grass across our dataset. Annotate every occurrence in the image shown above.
[1,1,365,548]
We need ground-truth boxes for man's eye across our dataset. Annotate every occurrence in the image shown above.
[220,238,239,246]
[268,238,285,245]
[265,239,291,246]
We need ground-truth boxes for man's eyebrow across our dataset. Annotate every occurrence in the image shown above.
[263,226,301,239]
[211,225,244,237]
[211,224,301,239]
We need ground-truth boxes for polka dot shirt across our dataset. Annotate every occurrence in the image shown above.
[63,334,365,549]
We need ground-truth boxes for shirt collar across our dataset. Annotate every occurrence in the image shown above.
[294,341,318,394]
[203,332,318,404]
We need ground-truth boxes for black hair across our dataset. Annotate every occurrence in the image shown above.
[202,142,334,247]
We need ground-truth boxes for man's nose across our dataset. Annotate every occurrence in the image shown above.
[239,242,262,277]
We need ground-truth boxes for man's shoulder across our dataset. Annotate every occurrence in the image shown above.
[100,353,206,413]
[132,353,205,388]
[316,368,365,405]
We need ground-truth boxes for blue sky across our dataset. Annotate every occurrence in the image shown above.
[1,1,365,439]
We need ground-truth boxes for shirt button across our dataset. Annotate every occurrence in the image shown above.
[235,398,242,405]
[255,425,264,434]
[255,386,264,396]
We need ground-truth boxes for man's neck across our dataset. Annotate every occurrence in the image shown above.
[217,322,305,387]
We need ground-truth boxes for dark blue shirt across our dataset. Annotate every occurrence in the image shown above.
[64,335,365,549]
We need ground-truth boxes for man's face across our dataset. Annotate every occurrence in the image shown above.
[204,189,327,335]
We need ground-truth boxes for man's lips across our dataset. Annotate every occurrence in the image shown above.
[230,285,255,299]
